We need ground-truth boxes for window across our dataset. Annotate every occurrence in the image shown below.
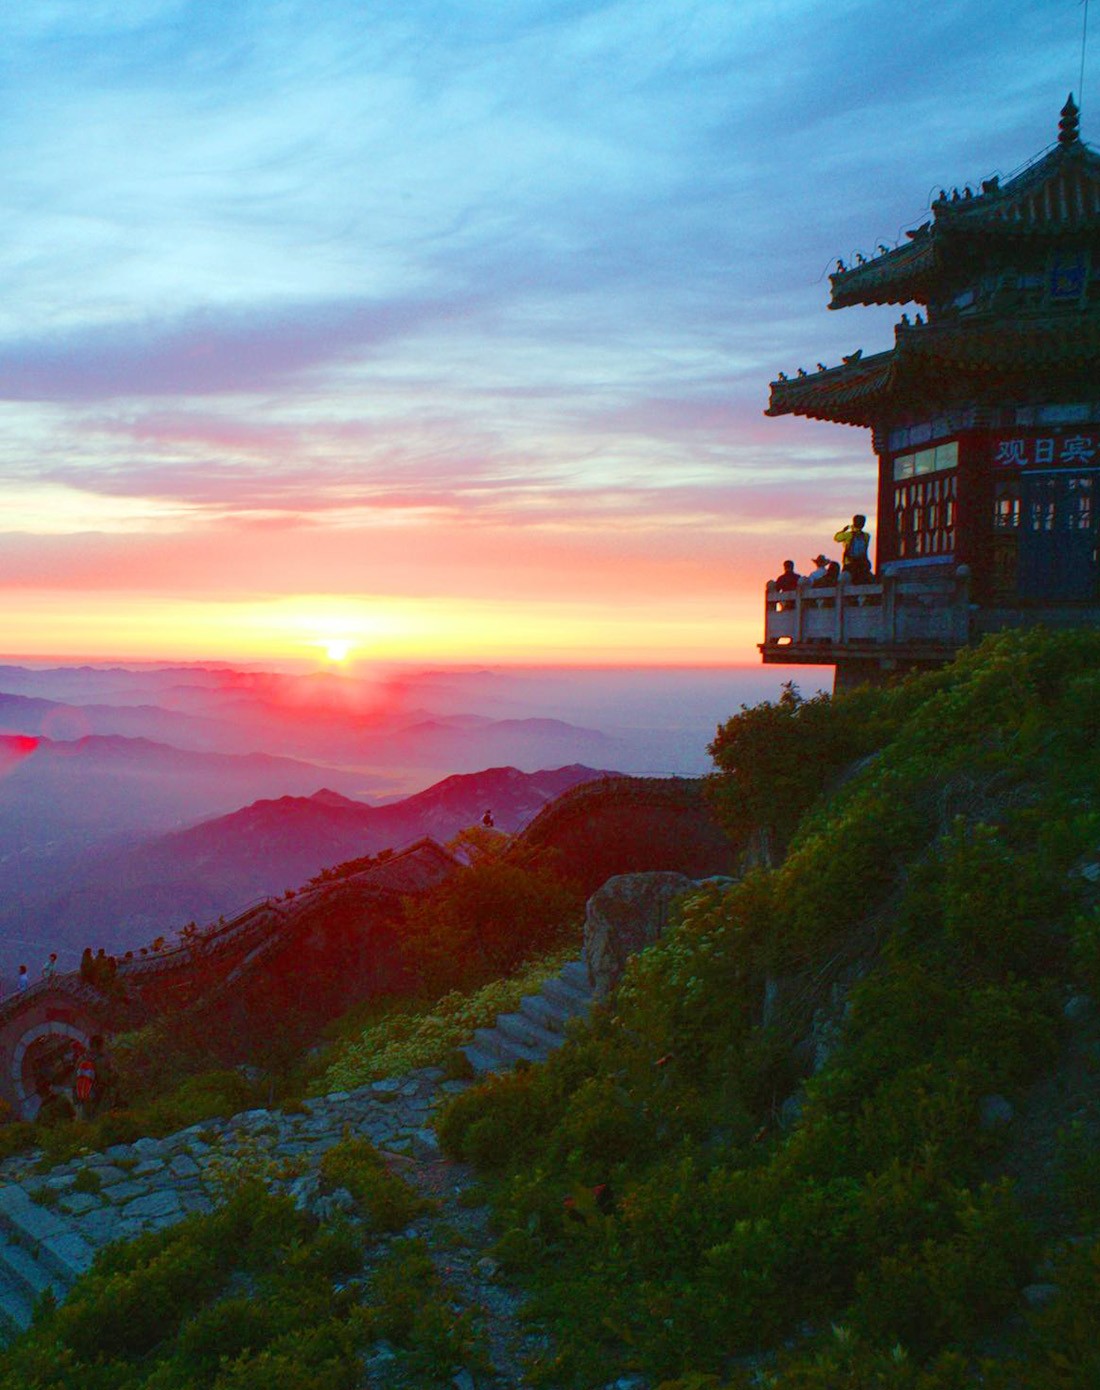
[893,440,958,481]
[894,471,957,558]
[1068,475,1094,531]
[993,480,1020,531]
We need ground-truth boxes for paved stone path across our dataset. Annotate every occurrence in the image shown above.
[0,954,600,1385]
[0,1066,471,1337]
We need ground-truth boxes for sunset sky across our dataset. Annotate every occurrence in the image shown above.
[0,1,1090,665]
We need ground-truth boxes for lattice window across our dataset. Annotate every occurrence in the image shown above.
[993,479,1020,531]
[894,471,957,558]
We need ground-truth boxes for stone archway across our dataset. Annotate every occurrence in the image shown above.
[12,1020,91,1120]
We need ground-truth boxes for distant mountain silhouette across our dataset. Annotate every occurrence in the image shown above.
[5,764,613,963]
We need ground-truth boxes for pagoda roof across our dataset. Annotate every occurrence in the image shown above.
[767,311,1100,428]
[830,97,1100,309]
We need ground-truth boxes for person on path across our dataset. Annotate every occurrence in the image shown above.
[74,1049,96,1120]
[17,965,28,992]
[834,514,873,584]
[42,952,57,981]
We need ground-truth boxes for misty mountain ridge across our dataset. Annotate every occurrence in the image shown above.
[0,764,611,974]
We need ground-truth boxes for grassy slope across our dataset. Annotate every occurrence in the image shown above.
[439,628,1100,1388]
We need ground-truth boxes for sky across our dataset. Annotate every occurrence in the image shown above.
[0,0,1091,666]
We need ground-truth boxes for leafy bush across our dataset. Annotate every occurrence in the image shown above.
[400,852,582,994]
[0,1188,371,1390]
[318,1137,432,1231]
[357,1238,486,1385]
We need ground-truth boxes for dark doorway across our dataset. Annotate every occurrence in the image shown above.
[1018,471,1099,601]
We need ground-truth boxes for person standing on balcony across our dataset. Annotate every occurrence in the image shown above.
[774,560,801,610]
[834,514,872,584]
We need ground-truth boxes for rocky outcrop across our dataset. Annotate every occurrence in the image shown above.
[583,872,697,999]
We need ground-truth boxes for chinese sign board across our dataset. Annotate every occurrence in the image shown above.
[992,431,1098,470]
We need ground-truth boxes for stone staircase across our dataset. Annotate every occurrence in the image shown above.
[462,957,594,1075]
[0,1184,95,1337]
[0,957,596,1341]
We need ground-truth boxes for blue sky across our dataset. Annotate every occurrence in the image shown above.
[0,0,1089,663]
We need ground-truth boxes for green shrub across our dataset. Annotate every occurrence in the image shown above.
[0,1187,366,1390]
[400,853,582,994]
[357,1238,485,1384]
[172,1296,282,1382]
[71,1167,103,1195]
[438,1066,556,1171]
[318,1137,431,1231]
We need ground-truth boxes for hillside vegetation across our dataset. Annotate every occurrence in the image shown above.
[3,628,1099,1388]
[439,628,1100,1387]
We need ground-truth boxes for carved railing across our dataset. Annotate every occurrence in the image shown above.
[763,567,971,651]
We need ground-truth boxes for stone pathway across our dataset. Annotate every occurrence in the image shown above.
[0,1066,469,1338]
[0,955,603,1384]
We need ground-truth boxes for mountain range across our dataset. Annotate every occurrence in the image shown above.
[0,763,608,977]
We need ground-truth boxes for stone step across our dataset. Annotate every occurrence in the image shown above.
[0,1185,94,1287]
[0,1238,64,1307]
[559,959,593,994]
[495,1011,563,1057]
[540,975,592,1017]
[518,992,572,1034]
[470,1027,545,1068]
[0,1265,34,1341]
[461,1043,508,1076]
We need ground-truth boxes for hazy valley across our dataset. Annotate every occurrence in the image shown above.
[0,660,782,977]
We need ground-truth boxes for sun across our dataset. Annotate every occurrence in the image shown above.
[323,639,353,663]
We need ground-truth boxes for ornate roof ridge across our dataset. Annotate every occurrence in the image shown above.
[828,98,1100,310]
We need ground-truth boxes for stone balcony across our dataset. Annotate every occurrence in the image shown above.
[760,566,972,671]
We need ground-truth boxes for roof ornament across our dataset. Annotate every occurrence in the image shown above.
[1059,93,1081,146]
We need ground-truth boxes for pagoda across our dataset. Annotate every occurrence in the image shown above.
[761,97,1100,689]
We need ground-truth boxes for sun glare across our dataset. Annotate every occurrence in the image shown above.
[323,639,353,663]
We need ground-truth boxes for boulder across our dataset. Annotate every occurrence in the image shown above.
[584,872,695,999]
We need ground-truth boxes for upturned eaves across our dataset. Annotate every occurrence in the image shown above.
[767,311,1100,427]
[829,127,1100,312]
